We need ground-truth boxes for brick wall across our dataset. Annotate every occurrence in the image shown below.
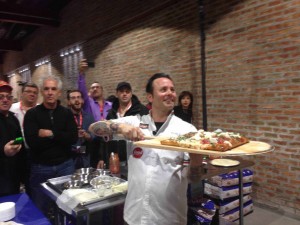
[204,0,300,216]
[2,0,300,218]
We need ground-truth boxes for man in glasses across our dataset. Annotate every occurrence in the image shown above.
[0,80,26,196]
[67,90,95,169]
[10,83,39,130]
[10,83,39,197]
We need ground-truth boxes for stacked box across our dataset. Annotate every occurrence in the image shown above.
[204,169,254,223]
[188,197,216,225]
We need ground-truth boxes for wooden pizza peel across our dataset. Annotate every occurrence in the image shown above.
[134,139,274,156]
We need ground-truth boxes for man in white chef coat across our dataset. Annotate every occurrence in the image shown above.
[89,73,203,225]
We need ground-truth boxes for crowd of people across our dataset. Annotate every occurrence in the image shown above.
[0,60,201,225]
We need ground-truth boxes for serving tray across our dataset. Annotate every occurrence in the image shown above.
[134,140,274,156]
[46,175,127,206]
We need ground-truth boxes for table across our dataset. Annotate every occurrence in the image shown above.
[41,181,126,225]
[202,158,255,225]
[0,193,51,225]
[42,158,253,225]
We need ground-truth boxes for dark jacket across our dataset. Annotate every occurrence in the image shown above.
[173,106,193,124]
[106,95,149,120]
[72,110,95,153]
[105,95,149,162]
[0,112,25,196]
[24,102,78,165]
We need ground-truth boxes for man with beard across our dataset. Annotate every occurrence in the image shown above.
[67,90,95,169]
[78,59,112,168]
[78,59,112,121]
[0,80,25,196]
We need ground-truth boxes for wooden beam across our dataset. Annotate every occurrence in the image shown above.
[0,40,22,51]
[0,2,60,27]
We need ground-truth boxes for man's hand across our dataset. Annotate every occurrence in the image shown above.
[79,59,88,74]
[4,141,22,156]
[39,129,53,138]
[118,123,145,141]
[78,129,92,141]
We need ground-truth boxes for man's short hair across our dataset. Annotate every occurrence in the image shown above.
[66,89,82,100]
[21,83,39,93]
[90,82,103,89]
[39,75,63,90]
[145,73,172,94]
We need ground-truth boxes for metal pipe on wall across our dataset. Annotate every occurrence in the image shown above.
[198,0,207,131]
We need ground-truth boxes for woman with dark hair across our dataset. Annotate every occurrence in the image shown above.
[173,91,193,124]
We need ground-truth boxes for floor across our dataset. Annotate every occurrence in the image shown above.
[243,204,300,225]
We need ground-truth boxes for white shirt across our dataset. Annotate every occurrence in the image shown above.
[10,101,36,148]
[112,113,197,225]
[10,102,25,126]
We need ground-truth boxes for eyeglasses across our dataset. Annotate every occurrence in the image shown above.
[69,96,82,100]
[23,90,38,95]
[0,94,13,101]
[90,86,100,89]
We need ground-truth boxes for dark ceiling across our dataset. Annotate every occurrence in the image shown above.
[0,0,73,64]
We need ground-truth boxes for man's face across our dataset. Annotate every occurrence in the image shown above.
[89,83,103,99]
[68,91,83,112]
[0,88,13,114]
[22,87,38,105]
[116,88,132,105]
[41,79,61,106]
[147,77,176,112]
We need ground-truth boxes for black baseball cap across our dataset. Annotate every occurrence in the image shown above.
[116,82,132,91]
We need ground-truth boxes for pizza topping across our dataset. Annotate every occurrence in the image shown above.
[160,129,249,152]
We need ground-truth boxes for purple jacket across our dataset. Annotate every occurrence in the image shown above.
[78,73,112,121]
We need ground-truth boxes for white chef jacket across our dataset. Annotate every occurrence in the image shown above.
[112,112,197,225]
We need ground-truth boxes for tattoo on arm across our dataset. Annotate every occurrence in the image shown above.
[109,123,119,134]
[91,122,112,136]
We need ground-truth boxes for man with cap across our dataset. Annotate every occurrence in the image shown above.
[103,81,149,167]
[107,82,149,120]
[102,82,149,225]
[0,80,25,196]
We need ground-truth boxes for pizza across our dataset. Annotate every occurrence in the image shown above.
[160,129,249,152]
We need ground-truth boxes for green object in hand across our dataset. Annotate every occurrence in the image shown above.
[13,137,23,145]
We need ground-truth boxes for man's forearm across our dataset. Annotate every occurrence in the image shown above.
[89,120,144,141]
[89,121,119,137]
